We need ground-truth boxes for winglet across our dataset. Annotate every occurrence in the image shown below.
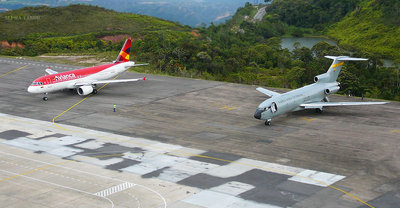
[143,76,146,81]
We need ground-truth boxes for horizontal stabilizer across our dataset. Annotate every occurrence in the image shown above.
[300,101,388,109]
[133,63,149,67]
[256,87,281,97]
[324,56,368,61]
[45,68,58,75]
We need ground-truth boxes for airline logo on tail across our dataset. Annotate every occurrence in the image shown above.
[331,62,344,71]
[116,38,131,62]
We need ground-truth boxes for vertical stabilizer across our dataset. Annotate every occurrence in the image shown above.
[324,56,368,82]
[115,38,131,63]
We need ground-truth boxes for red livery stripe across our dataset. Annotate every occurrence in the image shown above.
[32,63,120,85]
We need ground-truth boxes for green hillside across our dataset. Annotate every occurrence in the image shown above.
[328,0,400,60]
[267,0,400,60]
[0,4,187,39]
[0,4,190,56]
[0,3,398,101]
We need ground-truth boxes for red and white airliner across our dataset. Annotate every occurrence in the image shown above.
[27,38,147,100]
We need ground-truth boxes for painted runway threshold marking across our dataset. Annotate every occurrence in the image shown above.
[95,182,135,197]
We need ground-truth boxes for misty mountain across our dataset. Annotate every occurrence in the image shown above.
[0,0,256,26]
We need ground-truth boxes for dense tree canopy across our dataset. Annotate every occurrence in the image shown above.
[0,3,398,101]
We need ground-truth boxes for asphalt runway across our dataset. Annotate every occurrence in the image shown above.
[0,57,400,208]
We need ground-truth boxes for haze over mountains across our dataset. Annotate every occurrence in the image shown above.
[0,0,255,26]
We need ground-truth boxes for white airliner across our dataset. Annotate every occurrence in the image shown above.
[27,38,147,100]
[254,56,389,125]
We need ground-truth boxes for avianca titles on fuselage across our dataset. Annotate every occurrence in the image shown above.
[27,38,147,101]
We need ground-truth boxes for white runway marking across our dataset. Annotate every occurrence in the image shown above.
[0,150,167,208]
[95,182,135,197]
[0,169,115,208]
[289,170,346,187]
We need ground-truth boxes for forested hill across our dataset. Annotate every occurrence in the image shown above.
[0,3,398,101]
[328,0,400,60]
[0,4,191,56]
[0,4,188,40]
[267,0,400,60]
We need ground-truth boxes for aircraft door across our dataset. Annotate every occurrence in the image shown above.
[271,102,277,113]
[46,78,52,85]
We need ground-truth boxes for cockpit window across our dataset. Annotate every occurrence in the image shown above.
[31,82,43,86]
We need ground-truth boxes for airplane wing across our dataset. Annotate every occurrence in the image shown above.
[74,77,146,86]
[256,87,281,97]
[300,101,388,109]
[92,77,145,84]
[45,68,58,75]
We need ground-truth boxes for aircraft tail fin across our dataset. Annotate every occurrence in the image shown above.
[323,56,368,82]
[115,38,131,63]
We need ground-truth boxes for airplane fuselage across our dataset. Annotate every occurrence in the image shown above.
[28,61,135,94]
[254,56,388,125]
[255,82,339,121]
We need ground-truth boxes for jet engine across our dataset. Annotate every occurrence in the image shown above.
[324,86,340,95]
[314,73,330,83]
[77,86,93,96]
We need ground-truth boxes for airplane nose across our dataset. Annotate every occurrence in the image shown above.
[254,109,263,119]
[27,86,36,93]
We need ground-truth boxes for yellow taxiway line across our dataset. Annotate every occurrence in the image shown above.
[0,65,28,78]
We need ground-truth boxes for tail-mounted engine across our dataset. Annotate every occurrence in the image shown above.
[314,73,330,83]
[324,85,340,95]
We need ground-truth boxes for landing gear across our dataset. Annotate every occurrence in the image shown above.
[265,119,271,126]
[315,108,322,113]
[42,93,48,101]
[92,84,98,94]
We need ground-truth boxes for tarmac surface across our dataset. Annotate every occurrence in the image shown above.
[0,57,400,208]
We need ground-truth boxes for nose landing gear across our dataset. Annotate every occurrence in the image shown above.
[43,93,48,101]
[265,119,271,126]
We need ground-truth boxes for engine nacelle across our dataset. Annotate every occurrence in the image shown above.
[324,85,340,95]
[314,73,330,83]
[77,85,93,96]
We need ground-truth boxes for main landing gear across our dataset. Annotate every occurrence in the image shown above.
[265,119,271,126]
[92,84,98,95]
[315,108,323,114]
